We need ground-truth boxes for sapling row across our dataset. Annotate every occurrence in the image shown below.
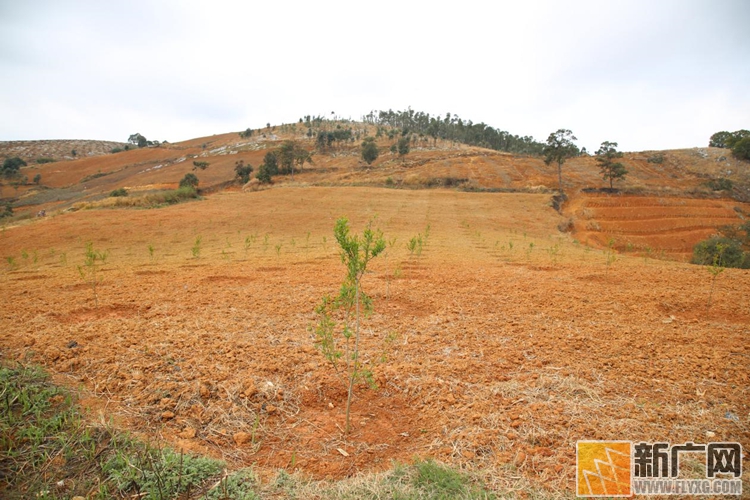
[407,224,431,259]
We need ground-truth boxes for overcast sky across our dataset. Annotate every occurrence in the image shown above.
[1,0,748,152]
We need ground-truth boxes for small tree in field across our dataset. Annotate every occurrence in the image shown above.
[78,242,108,308]
[543,129,578,194]
[397,136,411,156]
[596,141,627,190]
[179,173,199,189]
[361,137,379,165]
[277,140,312,180]
[256,151,278,184]
[706,243,726,313]
[234,160,254,184]
[314,217,386,434]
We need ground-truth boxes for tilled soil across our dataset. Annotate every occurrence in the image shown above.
[1,187,748,494]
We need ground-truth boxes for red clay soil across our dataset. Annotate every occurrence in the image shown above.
[1,187,748,494]
[4,126,748,223]
[567,194,749,260]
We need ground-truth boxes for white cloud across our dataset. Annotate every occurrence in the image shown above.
[0,0,747,151]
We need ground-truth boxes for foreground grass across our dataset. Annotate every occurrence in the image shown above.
[0,361,500,499]
[0,362,228,498]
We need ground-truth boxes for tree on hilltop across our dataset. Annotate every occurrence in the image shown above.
[709,131,733,148]
[543,129,578,194]
[709,129,750,149]
[709,129,750,160]
[596,141,627,190]
[733,137,750,161]
[128,133,148,148]
[128,133,162,148]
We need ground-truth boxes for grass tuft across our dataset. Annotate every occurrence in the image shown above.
[0,361,225,499]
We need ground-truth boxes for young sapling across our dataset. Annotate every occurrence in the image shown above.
[313,217,387,433]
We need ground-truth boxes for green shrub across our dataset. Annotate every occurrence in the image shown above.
[361,136,379,165]
[111,147,123,153]
[705,178,733,191]
[235,160,254,184]
[110,187,128,197]
[157,186,197,204]
[647,154,664,164]
[397,136,411,156]
[692,236,750,269]
[179,173,199,189]
[732,136,750,161]
[256,164,273,184]
[35,157,55,164]
[2,156,26,178]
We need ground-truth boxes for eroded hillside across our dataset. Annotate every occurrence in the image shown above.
[2,124,749,260]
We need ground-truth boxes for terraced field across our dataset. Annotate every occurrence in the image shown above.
[568,194,749,259]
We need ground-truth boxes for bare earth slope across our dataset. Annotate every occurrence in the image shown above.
[1,187,748,496]
[3,126,748,262]
[0,139,130,162]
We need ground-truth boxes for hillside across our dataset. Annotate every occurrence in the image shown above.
[0,139,130,163]
[1,186,748,497]
[2,123,748,261]
[1,124,749,498]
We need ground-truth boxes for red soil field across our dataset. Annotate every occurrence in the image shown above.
[1,186,748,494]
[568,194,749,260]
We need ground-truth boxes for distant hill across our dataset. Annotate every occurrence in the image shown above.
[0,139,130,163]
[1,121,748,261]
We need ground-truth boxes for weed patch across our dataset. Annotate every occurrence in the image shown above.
[0,362,226,499]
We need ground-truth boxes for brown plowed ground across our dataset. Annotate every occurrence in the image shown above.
[567,194,749,259]
[3,126,748,223]
[1,186,748,494]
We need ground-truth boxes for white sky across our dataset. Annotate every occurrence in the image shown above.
[1,0,748,153]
